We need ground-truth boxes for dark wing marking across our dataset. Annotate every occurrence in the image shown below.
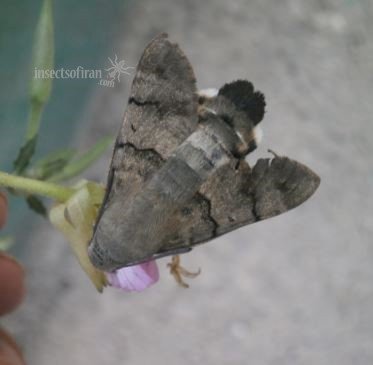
[155,155,320,255]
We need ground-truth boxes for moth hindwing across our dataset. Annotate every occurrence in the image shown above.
[89,33,320,272]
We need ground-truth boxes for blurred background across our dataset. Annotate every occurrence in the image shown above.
[1,0,372,364]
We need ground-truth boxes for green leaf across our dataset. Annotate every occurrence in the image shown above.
[13,136,38,175]
[26,195,47,217]
[30,148,76,179]
[48,136,113,182]
[26,0,54,143]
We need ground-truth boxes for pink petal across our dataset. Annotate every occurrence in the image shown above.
[105,260,159,292]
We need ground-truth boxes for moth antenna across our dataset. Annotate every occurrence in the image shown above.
[267,149,280,158]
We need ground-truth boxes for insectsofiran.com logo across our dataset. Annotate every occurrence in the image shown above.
[33,66,102,80]
[33,55,134,88]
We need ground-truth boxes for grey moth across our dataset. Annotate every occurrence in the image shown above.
[88,33,320,273]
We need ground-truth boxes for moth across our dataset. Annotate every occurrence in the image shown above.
[88,33,320,274]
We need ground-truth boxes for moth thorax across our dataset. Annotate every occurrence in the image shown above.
[197,112,247,159]
[199,96,262,157]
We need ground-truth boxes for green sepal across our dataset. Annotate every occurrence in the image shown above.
[26,195,47,217]
[29,148,76,180]
[13,136,38,175]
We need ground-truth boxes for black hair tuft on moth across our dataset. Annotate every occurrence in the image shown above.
[218,80,266,125]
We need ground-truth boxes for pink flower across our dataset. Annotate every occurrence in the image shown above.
[105,260,159,292]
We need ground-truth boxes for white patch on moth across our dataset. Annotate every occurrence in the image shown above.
[236,131,246,146]
[236,126,263,150]
[253,125,263,145]
[203,107,217,115]
[198,88,218,98]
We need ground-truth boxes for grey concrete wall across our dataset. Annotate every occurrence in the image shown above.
[4,0,373,364]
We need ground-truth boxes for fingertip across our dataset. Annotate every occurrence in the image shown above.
[0,253,25,316]
[0,192,8,229]
[0,327,25,365]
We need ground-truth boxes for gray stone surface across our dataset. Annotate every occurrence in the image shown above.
[4,0,373,364]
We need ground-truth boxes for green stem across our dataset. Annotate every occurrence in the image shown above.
[26,101,44,141]
[0,171,75,202]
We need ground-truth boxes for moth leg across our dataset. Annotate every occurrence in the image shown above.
[167,255,201,288]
